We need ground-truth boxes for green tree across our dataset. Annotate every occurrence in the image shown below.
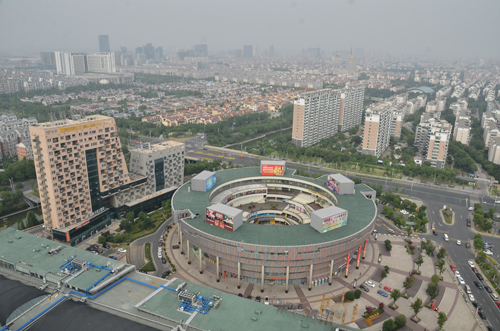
[390,289,401,306]
[431,274,440,284]
[411,297,423,317]
[427,282,439,300]
[381,270,388,278]
[437,259,446,276]
[98,236,107,244]
[476,251,487,265]
[15,182,23,190]
[385,239,392,251]
[354,289,362,299]
[345,291,355,301]
[26,211,38,228]
[394,314,406,327]
[29,179,37,189]
[382,318,394,331]
[437,311,447,330]
[415,253,424,271]
[437,247,447,260]
[483,220,493,231]
[424,238,436,256]
[17,220,24,230]
[126,211,135,223]
[473,234,483,251]
[385,208,395,219]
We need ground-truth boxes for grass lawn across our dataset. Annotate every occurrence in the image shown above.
[139,242,156,272]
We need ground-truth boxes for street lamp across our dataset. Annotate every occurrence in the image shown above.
[410,180,414,197]
[356,163,358,176]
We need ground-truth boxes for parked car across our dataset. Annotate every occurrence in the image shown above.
[496,301,500,309]
[365,280,375,287]
[161,257,167,264]
[469,294,475,302]
[158,242,163,247]
[457,240,461,245]
[264,296,269,305]
[472,267,479,273]
[103,244,110,249]
[468,261,475,268]
[455,271,461,278]
[172,245,180,249]
[478,310,486,320]
[485,286,492,293]
[472,301,482,309]
[450,265,457,271]
[476,273,484,281]
[383,286,393,293]
[457,276,465,285]
[490,293,499,301]
[484,250,493,256]
[474,281,483,290]
[255,296,261,302]
[86,247,93,251]
[118,248,127,253]
[108,256,117,260]
[377,290,388,297]
[359,285,369,292]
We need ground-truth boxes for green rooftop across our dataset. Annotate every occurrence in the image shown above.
[0,228,126,291]
[173,167,376,246]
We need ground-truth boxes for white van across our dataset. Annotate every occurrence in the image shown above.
[444,234,449,241]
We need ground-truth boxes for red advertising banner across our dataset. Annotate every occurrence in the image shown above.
[206,208,234,231]
[356,246,361,269]
[362,239,367,260]
[65,232,70,243]
[345,253,350,278]
[262,164,284,176]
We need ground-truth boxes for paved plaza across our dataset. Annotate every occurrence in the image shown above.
[165,225,481,330]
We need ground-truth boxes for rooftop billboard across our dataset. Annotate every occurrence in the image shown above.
[206,208,234,231]
[321,211,348,233]
[262,163,284,176]
[206,173,217,191]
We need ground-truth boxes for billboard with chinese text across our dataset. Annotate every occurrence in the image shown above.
[206,208,234,231]
[262,164,285,176]
[327,175,340,194]
[321,211,348,233]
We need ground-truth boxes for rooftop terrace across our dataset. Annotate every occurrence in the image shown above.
[173,167,376,246]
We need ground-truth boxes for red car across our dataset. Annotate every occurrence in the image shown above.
[496,301,500,309]
[383,286,393,293]
[239,155,244,158]
[472,267,478,273]
[450,265,456,271]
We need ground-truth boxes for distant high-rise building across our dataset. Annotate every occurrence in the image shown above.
[120,46,127,54]
[292,85,365,147]
[348,48,356,74]
[40,52,56,69]
[304,48,320,59]
[269,45,275,58]
[55,52,116,76]
[235,49,243,58]
[135,47,144,55]
[243,45,253,59]
[98,35,110,52]
[194,44,208,57]
[415,116,452,169]
[144,43,155,60]
[155,47,163,60]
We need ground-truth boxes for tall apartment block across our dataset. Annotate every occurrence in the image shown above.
[360,102,393,157]
[414,115,452,169]
[194,44,208,57]
[98,35,110,52]
[243,45,253,58]
[30,115,184,246]
[292,85,365,147]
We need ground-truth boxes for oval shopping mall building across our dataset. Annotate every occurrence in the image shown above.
[172,161,377,293]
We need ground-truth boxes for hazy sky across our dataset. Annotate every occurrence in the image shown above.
[1,0,499,58]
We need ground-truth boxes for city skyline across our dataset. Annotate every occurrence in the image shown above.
[0,0,499,59]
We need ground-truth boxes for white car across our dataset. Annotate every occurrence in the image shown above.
[455,271,461,278]
[264,296,269,305]
[495,200,500,204]
[468,207,474,211]
[118,248,127,253]
[468,261,475,268]
[469,294,475,302]
[484,250,493,256]
[457,276,465,285]
[158,252,162,259]
[457,240,461,246]
[365,280,375,288]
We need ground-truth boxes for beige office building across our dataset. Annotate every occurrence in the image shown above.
[415,117,451,169]
[29,115,183,246]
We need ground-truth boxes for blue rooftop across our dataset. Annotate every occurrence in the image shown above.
[408,86,434,94]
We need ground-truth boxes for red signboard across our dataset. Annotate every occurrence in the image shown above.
[262,164,284,176]
[362,239,367,259]
[206,208,234,231]
[356,246,361,269]
[345,253,350,278]
[65,232,70,243]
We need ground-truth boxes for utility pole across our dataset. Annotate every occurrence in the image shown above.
[410,180,414,197]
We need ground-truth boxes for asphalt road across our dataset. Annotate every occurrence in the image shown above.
[129,216,175,277]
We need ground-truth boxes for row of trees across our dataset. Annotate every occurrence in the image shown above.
[473,203,494,232]
[0,158,37,184]
[17,211,42,230]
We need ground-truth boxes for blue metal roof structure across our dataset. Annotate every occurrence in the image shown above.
[408,86,435,94]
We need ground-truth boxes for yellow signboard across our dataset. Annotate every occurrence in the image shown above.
[60,122,102,133]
